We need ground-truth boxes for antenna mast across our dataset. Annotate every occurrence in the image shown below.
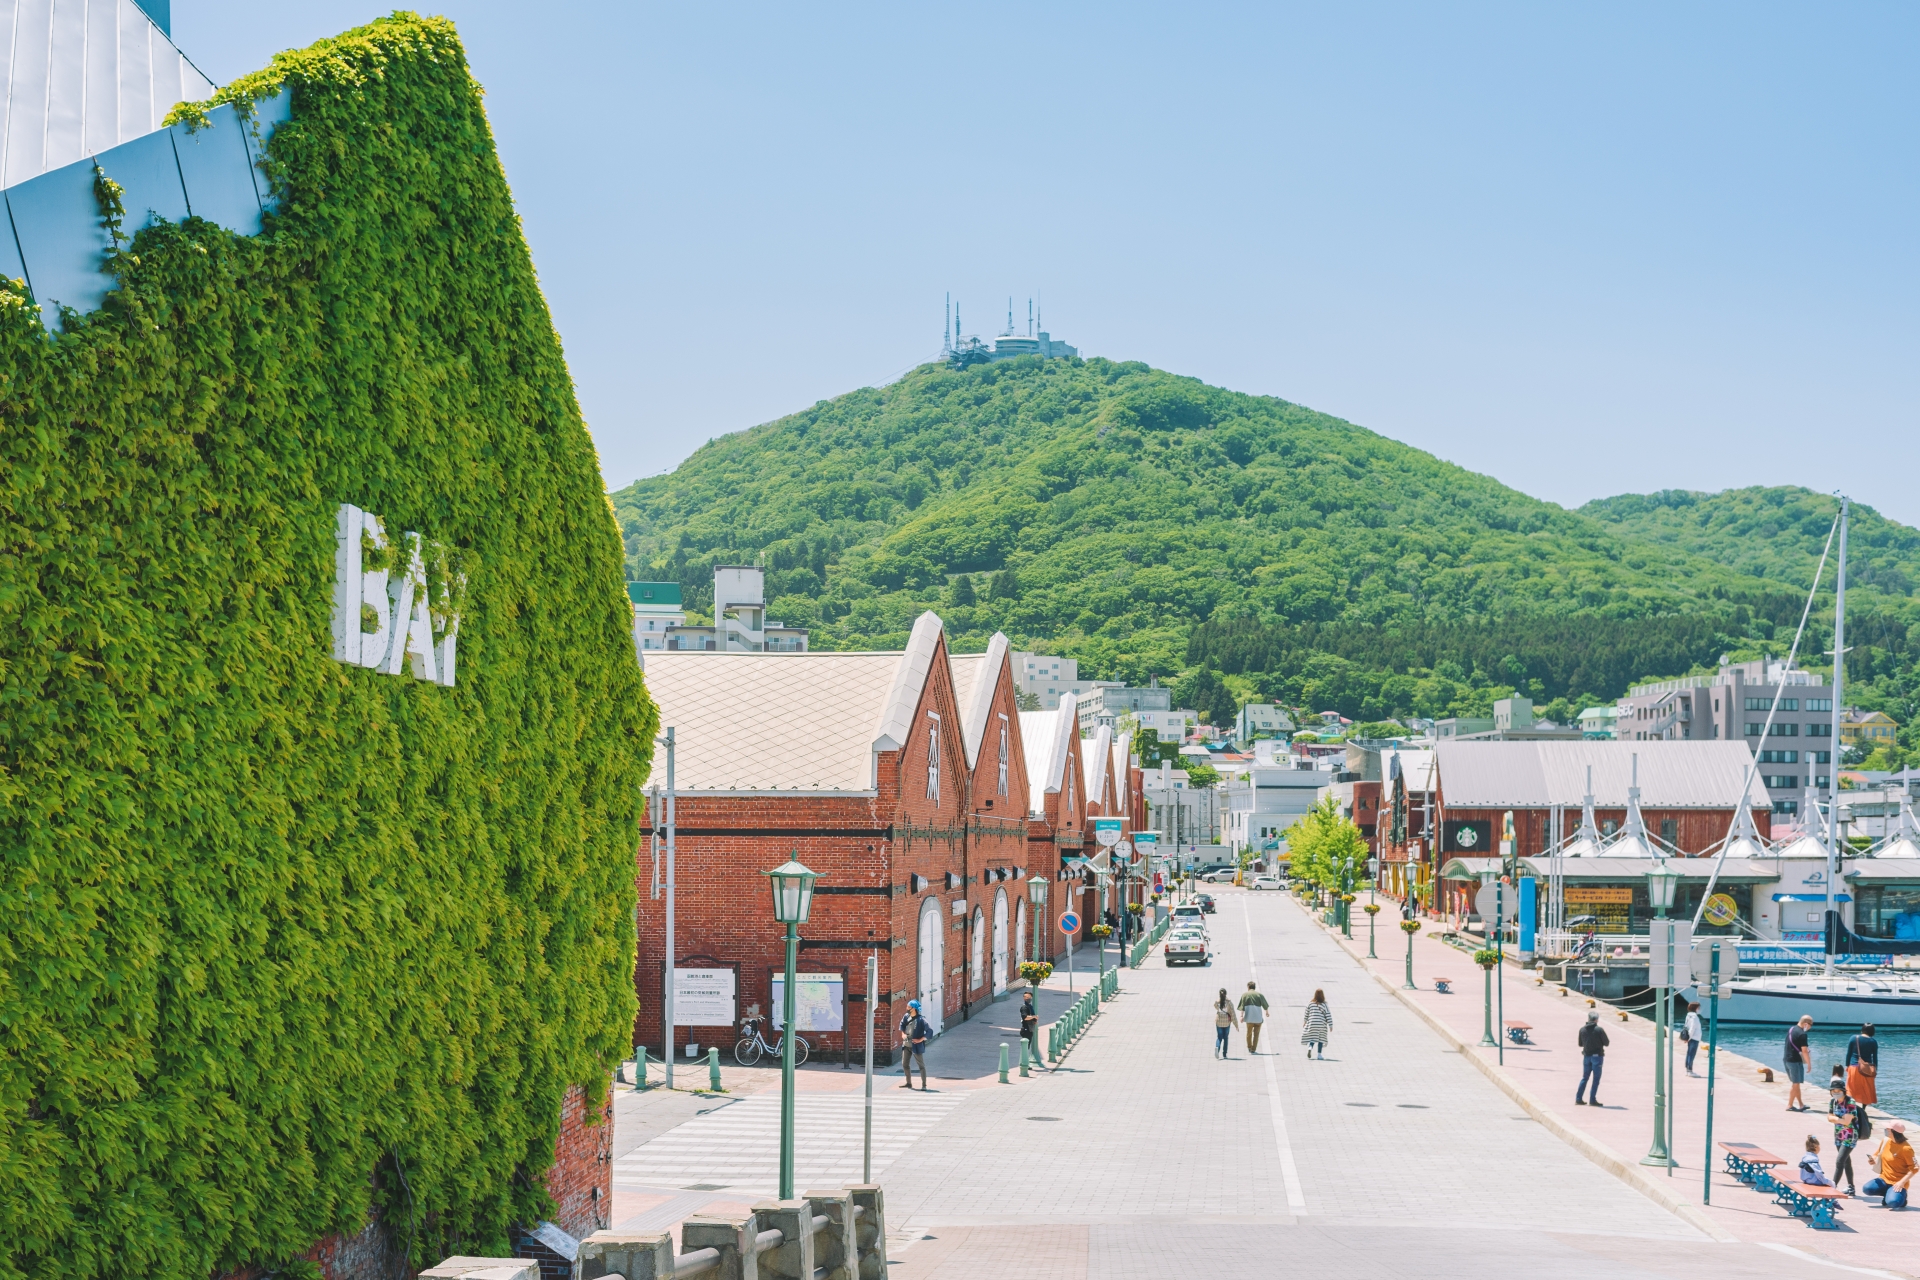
[1826,496,1848,977]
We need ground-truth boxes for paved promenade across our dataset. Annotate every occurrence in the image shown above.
[608,890,1915,1277]
[1331,894,1915,1273]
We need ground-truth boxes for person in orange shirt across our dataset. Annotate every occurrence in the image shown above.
[1864,1122,1914,1209]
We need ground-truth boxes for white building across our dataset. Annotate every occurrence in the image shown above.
[1143,761,1223,863]
[1012,651,1112,709]
[1225,759,1338,853]
[664,567,809,652]
[629,582,686,652]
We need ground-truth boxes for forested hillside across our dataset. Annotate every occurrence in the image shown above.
[612,358,1919,724]
[1581,487,1920,598]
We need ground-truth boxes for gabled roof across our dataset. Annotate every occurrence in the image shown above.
[1436,741,1769,810]
[1111,732,1133,811]
[947,631,1010,771]
[1081,724,1113,810]
[1019,692,1079,816]
[640,610,944,792]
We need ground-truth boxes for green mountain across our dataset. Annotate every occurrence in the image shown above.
[612,358,1918,725]
[1580,486,1920,600]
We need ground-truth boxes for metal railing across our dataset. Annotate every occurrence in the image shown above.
[1047,985,1101,1063]
[1100,965,1118,1001]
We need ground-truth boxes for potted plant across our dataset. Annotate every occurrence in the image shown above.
[1018,960,1053,987]
[1472,948,1501,969]
[1362,903,1380,916]
[1089,923,1114,940]
[1126,902,1145,915]
[1399,919,1422,935]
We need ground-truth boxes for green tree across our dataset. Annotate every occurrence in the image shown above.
[949,573,975,607]
[1283,795,1368,890]
[1175,665,1238,729]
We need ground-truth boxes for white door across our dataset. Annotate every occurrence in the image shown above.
[970,908,985,990]
[992,890,1009,993]
[917,897,944,1035]
[1015,898,1028,968]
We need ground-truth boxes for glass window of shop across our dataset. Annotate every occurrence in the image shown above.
[1855,885,1920,940]
[1559,882,1750,934]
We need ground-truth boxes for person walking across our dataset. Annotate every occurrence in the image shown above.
[1019,989,1040,1068]
[1784,1015,1814,1111]
[1237,981,1270,1054]
[1846,1022,1880,1108]
[1829,1081,1862,1196]
[1301,989,1332,1060]
[897,999,932,1090]
[1864,1121,1914,1209]
[1575,1010,1609,1106]
[1213,988,1238,1059]
[1683,1002,1703,1076]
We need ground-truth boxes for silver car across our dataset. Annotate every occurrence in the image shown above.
[1164,930,1212,966]
[1249,875,1281,890]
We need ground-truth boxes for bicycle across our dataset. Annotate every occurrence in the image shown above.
[733,1015,810,1067]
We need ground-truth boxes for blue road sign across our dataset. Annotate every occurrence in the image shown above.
[1058,911,1081,934]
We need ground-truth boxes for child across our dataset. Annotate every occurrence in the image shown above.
[1800,1135,1833,1187]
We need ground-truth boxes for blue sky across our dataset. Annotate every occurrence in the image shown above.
[178,3,1919,524]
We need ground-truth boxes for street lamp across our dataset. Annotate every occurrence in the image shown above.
[1027,874,1048,970]
[766,855,817,1200]
[1366,856,1381,958]
[1642,858,1680,1169]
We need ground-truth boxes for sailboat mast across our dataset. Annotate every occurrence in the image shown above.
[1826,497,1848,977]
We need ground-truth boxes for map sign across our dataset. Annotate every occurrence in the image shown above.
[771,971,845,1032]
[673,968,737,1027]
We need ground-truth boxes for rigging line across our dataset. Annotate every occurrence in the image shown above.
[1691,510,1842,929]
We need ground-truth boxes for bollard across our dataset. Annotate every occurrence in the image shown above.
[849,1185,888,1280]
[1048,1025,1058,1062]
[1019,1037,1030,1077]
[636,1047,648,1090]
[998,1042,1010,1083]
[755,1199,816,1280]
[709,1046,722,1092]
[680,1210,759,1280]
[804,1190,856,1280]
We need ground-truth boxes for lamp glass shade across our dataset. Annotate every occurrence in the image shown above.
[767,857,818,924]
[1027,874,1048,906]
[1646,861,1680,911]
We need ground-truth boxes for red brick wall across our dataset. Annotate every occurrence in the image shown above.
[636,631,985,1064]
[545,1083,612,1239]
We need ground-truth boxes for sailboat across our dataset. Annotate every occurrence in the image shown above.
[1703,498,1920,1025]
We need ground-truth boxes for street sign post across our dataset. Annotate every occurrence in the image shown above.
[1694,939,1735,1204]
[1059,911,1081,993]
[1474,884,1519,923]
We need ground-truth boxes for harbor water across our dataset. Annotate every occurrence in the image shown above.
[1698,1023,1917,1123]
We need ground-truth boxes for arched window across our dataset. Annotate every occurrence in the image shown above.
[998,723,1009,795]
[927,723,940,800]
[970,908,986,989]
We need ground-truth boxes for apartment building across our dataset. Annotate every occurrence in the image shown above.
[1615,658,1834,814]
[1011,651,1113,710]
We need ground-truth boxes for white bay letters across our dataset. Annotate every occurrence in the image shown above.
[331,503,464,686]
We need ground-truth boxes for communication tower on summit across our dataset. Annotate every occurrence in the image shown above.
[940,294,1078,368]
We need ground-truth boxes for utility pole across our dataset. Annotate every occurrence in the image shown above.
[663,727,677,1088]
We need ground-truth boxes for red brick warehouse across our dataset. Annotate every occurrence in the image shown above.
[635,616,1071,1066]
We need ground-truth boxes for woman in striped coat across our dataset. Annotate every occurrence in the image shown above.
[1302,988,1333,1060]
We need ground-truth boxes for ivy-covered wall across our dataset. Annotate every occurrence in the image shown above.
[0,15,652,1277]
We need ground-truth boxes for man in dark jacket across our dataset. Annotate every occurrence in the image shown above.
[1575,1010,1609,1106]
[898,1000,932,1090]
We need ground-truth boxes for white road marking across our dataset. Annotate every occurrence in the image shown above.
[1242,895,1307,1212]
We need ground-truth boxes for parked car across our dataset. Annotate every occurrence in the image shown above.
[1195,893,1216,914]
[1204,869,1238,884]
[1171,903,1205,925]
[1164,929,1211,966]
[1249,875,1282,890]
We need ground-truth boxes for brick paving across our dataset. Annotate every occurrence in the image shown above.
[1327,894,1918,1273]
[612,888,1916,1277]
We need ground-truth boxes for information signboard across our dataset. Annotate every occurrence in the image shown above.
[771,971,845,1032]
[673,968,737,1027]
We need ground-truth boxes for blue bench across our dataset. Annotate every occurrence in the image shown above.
[1720,1142,1786,1192]
[1772,1182,1847,1229]
[1504,1020,1532,1045]
[1433,977,1454,994]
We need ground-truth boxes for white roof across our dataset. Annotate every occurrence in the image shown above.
[1383,749,1435,793]
[1081,724,1113,808]
[640,611,943,792]
[1111,732,1133,810]
[0,0,215,190]
[1436,741,1768,810]
[947,632,1009,771]
[1019,693,1079,816]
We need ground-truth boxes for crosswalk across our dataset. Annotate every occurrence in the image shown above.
[613,1090,969,1197]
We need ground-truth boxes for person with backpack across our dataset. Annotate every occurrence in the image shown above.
[897,999,932,1090]
[1830,1080,1863,1196]
[1213,988,1239,1059]
[1237,981,1270,1054]
[1847,1022,1880,1107]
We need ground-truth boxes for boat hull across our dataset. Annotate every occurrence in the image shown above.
[1683,979,1920,1028]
